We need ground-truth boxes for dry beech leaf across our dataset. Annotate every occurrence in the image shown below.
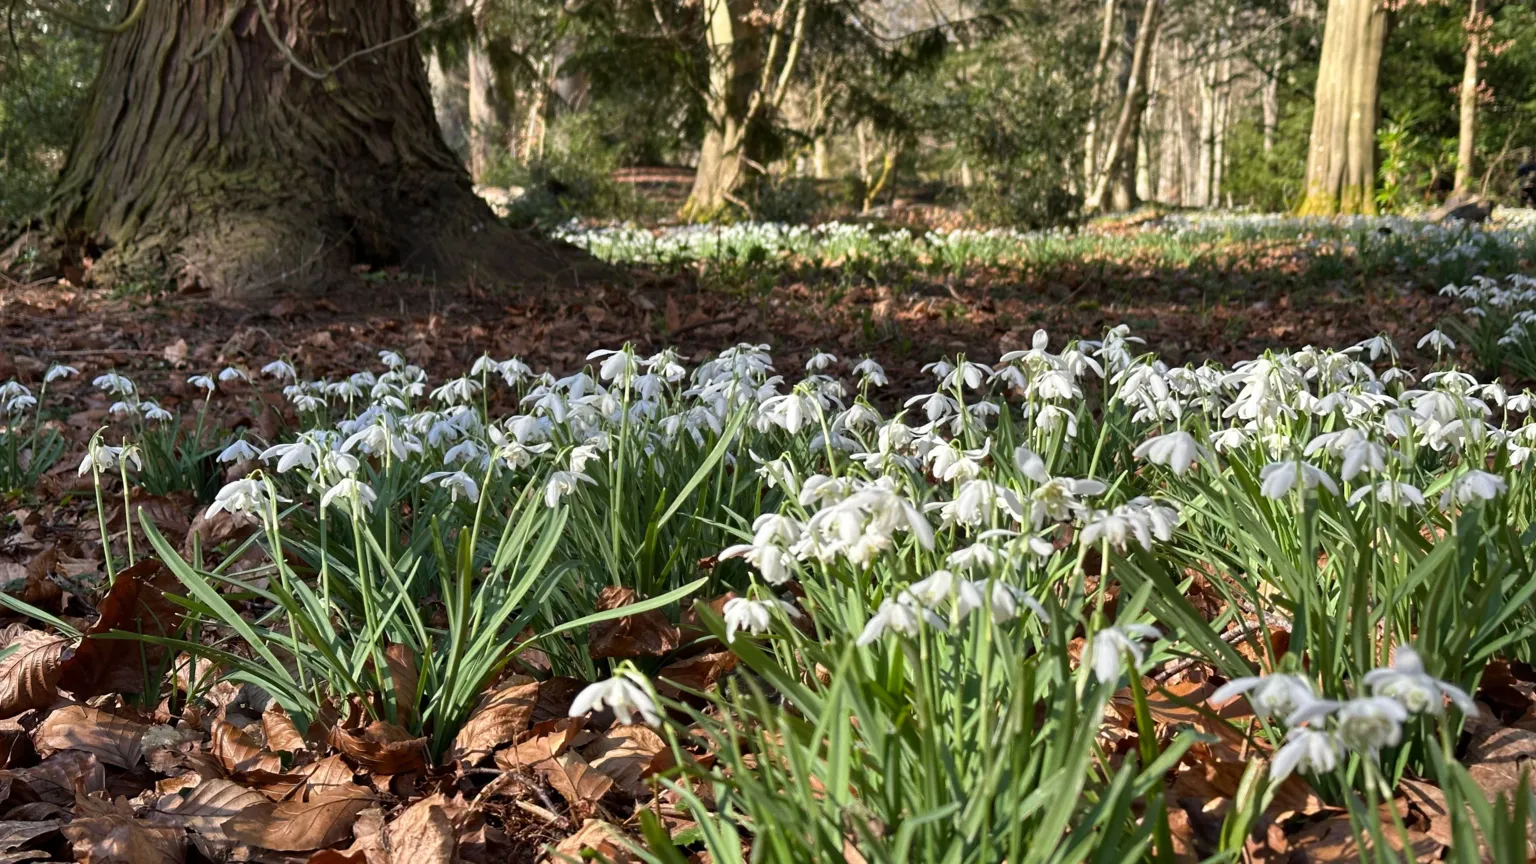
[1399,778,1456,848]
[343,807,387,863]
[0,820,61,852]
[210,718,282,776]
[1285,809,1441,862]
[300,754,358,801]
[330,721,428,775]
[450,681,538,764]
[537,751,614,807]
[550,819,638,863]
[656,650,737,695]
[587,587,681,659]
[382,644,419,731]
[0,630,72,718]
[149,777,266,841]
[496,717,586,769]
[221,785,373,852]
[384,793,456,864]
[307,851,368,864]
[33,704,147,769]
[582,725,668,797]
[5,750,106,805]
[262,703,309,755]
[61,794,186,864]
[60,560,184,698]
[1465,725,1536,801]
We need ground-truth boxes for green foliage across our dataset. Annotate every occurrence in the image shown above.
[0,8,104,224]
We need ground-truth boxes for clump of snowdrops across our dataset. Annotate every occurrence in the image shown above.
[6,326,1536,861]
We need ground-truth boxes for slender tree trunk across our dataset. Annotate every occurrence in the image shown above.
[45,0,581,296]
[467,35,497,182]
[1298,0,1389,215]
[1083,0,1119,188]
[1085,0,1160,213]
[1453,0,1481,194]
[1195,61,1216,208]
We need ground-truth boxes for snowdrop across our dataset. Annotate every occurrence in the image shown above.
[187,375,216,393]
[1211,673,1318,719]
[420,470,480,504]
[1363,645,1476,717]
[569,668,662,726]
[544,470,595,508]
[44,364,79,383]
[1258,460,1339,499]
[78,442,142,476]
[1270,727,1342,782]
[320,478,377,514]
[1439,469,1507,508]
[206,478,287,520]
[1132,430,1211,475]
[1088,624,1159,684]
[721,596,800,642]
[855,596,944,645]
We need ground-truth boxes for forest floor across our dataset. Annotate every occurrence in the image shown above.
[0,218,1521,864]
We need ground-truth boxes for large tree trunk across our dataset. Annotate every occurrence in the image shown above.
[1297,0,1389,216]
[1453,0,1481,194]
[45,0,582,297]
[1082,0,1118,189]
[467,34,498,182]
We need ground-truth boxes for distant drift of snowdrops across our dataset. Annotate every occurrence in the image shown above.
[6,321,1536,860]
[554,210,1536,286]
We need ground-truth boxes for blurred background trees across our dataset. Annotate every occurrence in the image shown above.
[3,0,1535,232]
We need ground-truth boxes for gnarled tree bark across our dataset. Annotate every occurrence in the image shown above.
[45,0,583,297]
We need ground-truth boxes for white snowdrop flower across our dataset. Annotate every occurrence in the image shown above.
[1132,430,1211,475]
[142,402,174,423]
[1080,500,1175,552]
[215,440,259,464]
[721,596,800,643]
[379,350,406,369]
[1270,727,1342,782]
[839,403,881,431]
[569,669,662,726]
[1330,697,1409,755]
[44,364,79,383]
[1026,476,1105,529]
[805,351,838,372]
[921,360,955,382]
[261,359,297,381]
[1416,330,1456,353]
[108,400,140,419]
[4,395,36,415]
[93,371,135,395]
[1211,674,1318,719]
[906,570,983,620]
[853,357,888,387]
[1258,460,1339,499]
[260,441,319,474]
[943,361,993,392]
[1346,480,1425,508]
[206,478,287,520]
[320,478,377,514]
[544,470,595,508]
[568,444,603,474]
[947,543,999,571]
[855,596,945,646]
[431,376,481,406]
[186,375,216,393]
[1363,645,1476,717]
[1035,404,1079,438]
[1439,470,1507,508]
[1029,369,1080,401]
[587,348,640,385]
[971,579,1049,624]
[1089,623,1160,684]
[78,442,141,476]
[1347,334,1395,363]
[1304,428,1387,481]
[420,470,480,504]
[470,354,499,377]
[1210,426,1251,453]
[0,381,29,401]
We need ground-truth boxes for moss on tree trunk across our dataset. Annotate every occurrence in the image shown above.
[46,0,584,296]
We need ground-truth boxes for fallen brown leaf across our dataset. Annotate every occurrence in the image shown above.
[582,725,668,797]
[0,629,72,718]
[330,721,428,775]
[587,587,681,659]
[536,751,613,809]
[60,559,184,698]
[210,718,283,776]
[3,750,106,805]
[382,644,419,730]
[547,819,637,863]
[450,680,539,764]
[61,793,185,864]
[149,777,267,842]
[1465,725,1536,801]
[496,717,587,769]
[33,704,146,769]
[383,793,456,864]
[262,703,309,755]
[222,785,374,852]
